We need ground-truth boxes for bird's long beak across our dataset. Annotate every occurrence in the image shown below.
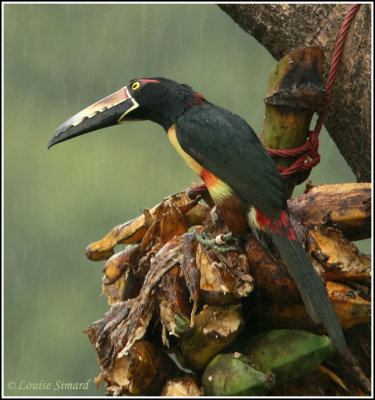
[47,86,138,149]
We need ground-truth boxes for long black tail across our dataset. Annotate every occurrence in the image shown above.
[271,233,346,354]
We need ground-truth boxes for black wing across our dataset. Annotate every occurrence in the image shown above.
[175,103,287,219]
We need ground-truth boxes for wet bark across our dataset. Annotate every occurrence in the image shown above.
[219,3,371,182]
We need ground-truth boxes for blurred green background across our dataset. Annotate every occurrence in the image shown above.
[3,3,369,397]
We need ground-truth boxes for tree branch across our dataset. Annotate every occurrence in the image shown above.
[219,4,371,182]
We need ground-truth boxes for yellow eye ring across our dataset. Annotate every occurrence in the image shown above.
[131,81,141,91]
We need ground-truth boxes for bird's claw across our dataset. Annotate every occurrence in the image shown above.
[194,230,238,253]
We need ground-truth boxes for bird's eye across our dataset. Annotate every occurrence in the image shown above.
[131,81,141,91]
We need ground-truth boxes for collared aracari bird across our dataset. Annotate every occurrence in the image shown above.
[48,77,346,353]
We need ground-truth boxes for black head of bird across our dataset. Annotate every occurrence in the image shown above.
[47,78,205,149]
[48,76,346,354]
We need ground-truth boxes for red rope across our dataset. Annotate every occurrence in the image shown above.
[266,4,361,179]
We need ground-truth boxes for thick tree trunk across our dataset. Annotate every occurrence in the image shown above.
[219,4,371,182]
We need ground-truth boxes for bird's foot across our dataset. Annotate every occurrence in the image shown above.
[194,230,238,253]
[188,183,208,199]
